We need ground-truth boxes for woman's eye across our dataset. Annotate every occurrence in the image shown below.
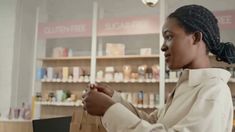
[165,35,173,40]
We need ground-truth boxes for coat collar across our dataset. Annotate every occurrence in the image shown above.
[177,68,231,87]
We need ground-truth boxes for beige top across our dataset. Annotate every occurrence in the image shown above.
[101,68,233,132]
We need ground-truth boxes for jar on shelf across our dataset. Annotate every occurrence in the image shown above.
[35,92,42,101]
[146,67,153,80]
[48,92,55,102]
[105,67,114,82]
[138,65,147,81]
[138,91,144,105]
[123,65,132,81]
[131,72,138,81]
[96,70,104,82]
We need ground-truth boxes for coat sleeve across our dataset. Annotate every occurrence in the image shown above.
[111,91,158,124]
[102,94,230,132]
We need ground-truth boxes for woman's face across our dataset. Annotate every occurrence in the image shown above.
[161,18,198,70]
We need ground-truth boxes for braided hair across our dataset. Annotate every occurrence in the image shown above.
[168,5,235,64]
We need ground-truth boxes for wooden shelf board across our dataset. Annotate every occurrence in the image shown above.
[37,56,91,61]
[40,79,159,83]
[37,55,159,61]
[40,80,89,83]
[165,78,235,83]
[165,79,178,83]
[230,78,235,83]
[96,55,159,59]
[40,78,235,84]
[35,101,82,107]
[0,118,31,122]
[36,101,158,109]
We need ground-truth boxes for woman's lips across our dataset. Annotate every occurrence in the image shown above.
[164,53,170,57]
[164,54,170,62]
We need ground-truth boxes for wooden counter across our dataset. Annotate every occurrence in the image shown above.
[0,119,32,132]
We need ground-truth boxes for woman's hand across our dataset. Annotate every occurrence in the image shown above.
[89,84,114,97]
[82,90,115,116]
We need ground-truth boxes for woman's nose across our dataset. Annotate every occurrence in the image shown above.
[161,43,168,52]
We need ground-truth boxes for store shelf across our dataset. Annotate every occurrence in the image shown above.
[40,79,89,83]
[96,55,159,60]
[230,78,235,83]
[0,118,31,122]
[94,79,160,83]
[37,56,91,61]
[35,101,158,109]
[37,55,159,61]
[40,79,160,83]
[165,79,178,83]
[40,78,234,84]
[97,80,159,83]
[165,78,235,83]
[35,101,83,107]
[134,104,159,109]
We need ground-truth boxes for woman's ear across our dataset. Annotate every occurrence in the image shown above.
[193,32,203,44]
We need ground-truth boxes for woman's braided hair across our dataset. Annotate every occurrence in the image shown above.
[168,5,235,64]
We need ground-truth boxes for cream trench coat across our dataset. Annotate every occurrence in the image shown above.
[101,68,233,132]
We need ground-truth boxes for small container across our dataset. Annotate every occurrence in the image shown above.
[123,65,132,81]
[143,93,149,108]
[138,91,144,105]
[73,67,80,82]
[127,93,132,103]
[145,67,153,80]
[70,94,77,102]
[138,65,147,80]
[149,93,155,107]
[35,92,42,101]
[49,92,55,102]
[132,92,138,106]
[105,67,114,82]
[14,108,20,119]
[63,48,68,57]
[96,70,104,81]
[155,94,160,105]
[47,67,53,81]
[152,65,160,80]
[131,73,138,81]
[114,72,123,82]
[68,48,73,57]
[8,108,13,120]
[169,71,177,80]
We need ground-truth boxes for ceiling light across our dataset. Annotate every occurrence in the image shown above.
[142,0,159,7]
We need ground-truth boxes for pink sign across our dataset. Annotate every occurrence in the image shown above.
[38,20,92,39]
[38,10,235,39]
[215,10,235,29]
[38,16,159,39]
[98,16,159,36]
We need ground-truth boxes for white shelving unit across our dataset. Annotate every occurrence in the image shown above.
[31,0,235,121]
[31,0,166,119]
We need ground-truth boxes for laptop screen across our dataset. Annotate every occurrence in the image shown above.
[33,116,72,132]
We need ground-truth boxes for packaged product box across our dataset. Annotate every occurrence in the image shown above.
[106,43,125,56]
[140,48,152,55]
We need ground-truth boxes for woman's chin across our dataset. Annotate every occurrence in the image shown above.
[167,63,180,70]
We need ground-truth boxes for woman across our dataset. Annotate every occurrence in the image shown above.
[83,5,235,132]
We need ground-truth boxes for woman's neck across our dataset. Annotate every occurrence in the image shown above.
[183,55,211,69]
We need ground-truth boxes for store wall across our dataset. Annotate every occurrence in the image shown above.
[0,0,18,116]
[12,0,36,107]
[0,0,37,117]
